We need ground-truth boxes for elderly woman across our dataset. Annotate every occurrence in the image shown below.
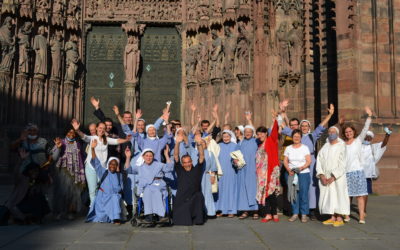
[284,129,311,223]
[316,126,349,227]
[281,104,334,220]
[86,140,124,224]
[216,130,238,218]
[342,107,373,224]
[126,147,173,223]
[255,115,280,222]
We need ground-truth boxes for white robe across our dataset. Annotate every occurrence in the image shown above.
[316,139,350,215]
[361,142,386,178]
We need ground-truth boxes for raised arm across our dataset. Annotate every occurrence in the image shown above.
[224,112,230,125]
[91,97,106,122]
[174,135,183,163]
[71,119,87,141]
[245,111,254,127]
[358,106,373,141]
[124,146,132,170]
[319,103,335,128]
[190,103,197,127]
[113,105,125,125]
[194,134,205,164]
[381,127,392,148]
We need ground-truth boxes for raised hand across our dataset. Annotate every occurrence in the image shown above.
[271,109,277,120]
[328,103,335,116]
[91,139,98,149]
[124,146,132,159]
[279,99,289,112]
[54,137,62,148]
[71,119,80,131]
[19,148,29,159]
[19,130,28,141]
[90,96,100,109]
[162,110,170,123]
[194,133,202,144]
[112,105,120,116]
[212,104,218,113]
[211,111,218,119]
[224,112,230,122]
[245,111,252,121]
[135,109,143,119]
[365,106,373,117]
[190,103,197,112]
[176,134,184,143]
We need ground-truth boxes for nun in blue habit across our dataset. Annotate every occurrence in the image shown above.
[86,140,123,224]
[216,130,239,217]
[126,148,174,222]
[236,125,259,217]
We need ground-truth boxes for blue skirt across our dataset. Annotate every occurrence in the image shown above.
[346,170,368,197]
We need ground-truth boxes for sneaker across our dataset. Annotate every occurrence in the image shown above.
[322,219,335,225]
[301,215,309,223]
[358,220,366,224]
[333,221,345,227]
[288,214,298,222]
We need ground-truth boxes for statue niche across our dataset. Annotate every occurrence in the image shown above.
[209,30,223,80]
[18,22,33,75]
[0,17,15,73]
[33,26,48,78]
[64,34,80,83]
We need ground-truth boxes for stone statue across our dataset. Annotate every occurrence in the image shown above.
[236,22,250,76]
[287,20,303,74]
[123,36,140,85]
[209,30,223,80]
[64,35,79,83]
[52,0,64,26]
[50,30,63,80]
[197,36,209,82]
[185,37,198,82]
[66,0,80,30]
[0,17,15,72]
[17,22,33,74]
[223,25,237,78]
[276,22,290,75]
[33,26,48,77]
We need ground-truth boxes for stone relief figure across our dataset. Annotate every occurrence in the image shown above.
[185,37,198,83]
[52,0,65,26]
[33,26,48,77]
[64,35,79,83]
[0,17,15,72]
[276,21,290,75]
[287,20,303,75]
[17,22,33,74]
[19,0,33,18]
[1,0,17,14]
[123,36,140,85]
[209,30,223,80]
[197,35,209,82]
[223,25,237,78]
[50,30,63,80]
[235,22,251,76]
[66,0,80,30]
[36,0,50,23]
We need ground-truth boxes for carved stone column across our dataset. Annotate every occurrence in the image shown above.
[31,77,45,124]
[48,79,60,128]
[15,73,29,124]
[62,82,74,121]
[0,72,11,124]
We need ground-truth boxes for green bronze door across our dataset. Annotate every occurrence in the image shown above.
[84,26,126,125]
[140,27,181,124]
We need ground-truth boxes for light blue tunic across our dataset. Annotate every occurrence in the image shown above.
[127,160,174,217]
[237,138,259,211]
[202,149,217,216]
[216,142,238,214]
[87,157,123,223]
[282,125,326,209]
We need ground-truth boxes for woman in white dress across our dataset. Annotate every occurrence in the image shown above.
[342,107,373,224]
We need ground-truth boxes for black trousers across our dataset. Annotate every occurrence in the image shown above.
[259,193,278,216]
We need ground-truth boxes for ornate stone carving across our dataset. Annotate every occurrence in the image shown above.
[52,0,65,26]
[66,0,80,30]
[50,30,63,80]
[19,0,33,18]
[197,34,209,83]
[36,0,50,23]
[223,25,236,79]
[1,0,17,14]
[185,37,199,84]
[17,22,33,75]
[209,30,224,80]
[124,36,140,85]
[236,21,251,76]
[0,17,15,73]
[33,26,48,78]
[276,21,290,76]
[287,20,303,82]
[64,34,80,83]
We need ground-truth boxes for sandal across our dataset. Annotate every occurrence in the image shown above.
[227,214,235,218]
[253,214,260,220]
[216,213,223,217]
[239,212,249,220]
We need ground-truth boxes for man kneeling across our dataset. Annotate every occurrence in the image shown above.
[173,134,206,226]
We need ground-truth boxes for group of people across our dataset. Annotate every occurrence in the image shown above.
[3,97,392,228]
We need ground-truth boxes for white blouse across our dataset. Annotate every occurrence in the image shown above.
[345,117,371,173]
[83,135,119,168]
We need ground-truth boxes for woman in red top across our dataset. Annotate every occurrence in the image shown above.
[255,114,280,223]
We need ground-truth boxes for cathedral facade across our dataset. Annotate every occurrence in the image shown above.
[0,0,399,194]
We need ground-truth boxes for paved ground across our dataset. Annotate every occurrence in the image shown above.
[1,191,399,250]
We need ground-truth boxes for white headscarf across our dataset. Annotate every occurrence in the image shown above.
[366,130,374,138]
[222,130,237,144]
[237,125,244,135]
[145,124,157,140]
[300,120,311,134]
[135,148,154,166]
[244,125,256,137]
[329,126,340,135]
[174,127,186,138]
[106,157,120,169]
